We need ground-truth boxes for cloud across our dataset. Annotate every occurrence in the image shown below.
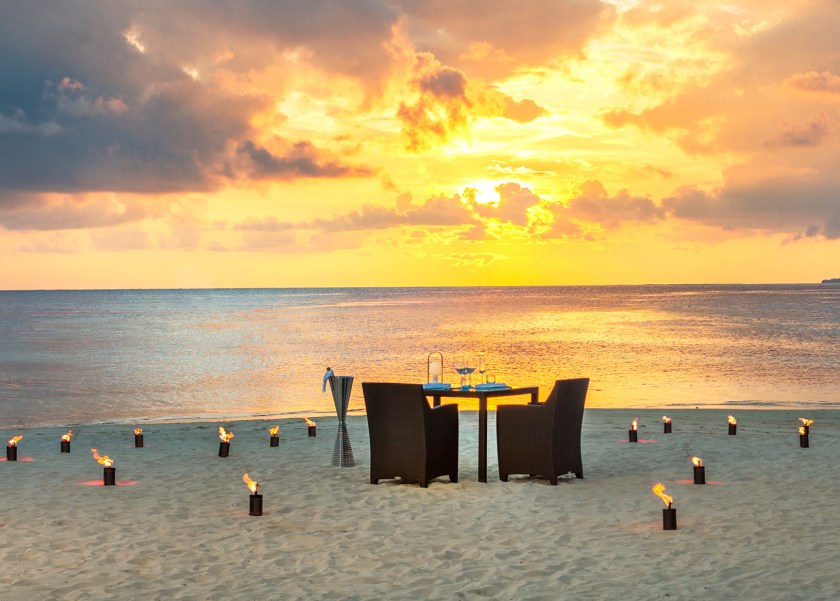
[784,71,840,95]
[565,181,666,227]
[397,53,546,150]
[232,140,374,180]
[0,193,166,231]
[765,115,833,148]
[662,176,840,240]
[0,109,62,136]
[393,0,611,78]
[0,0,397,195]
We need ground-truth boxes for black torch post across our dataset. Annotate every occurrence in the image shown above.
[307,420,316,437]
[270,435,279,447]
[663,417,672,434]
[6,444,17,462]
[629,420,638,443]
[134,432,144,448]
[800,428,809,448]
[250,491,263,516]
[693,465,706,484]
[103,466,116,486]
[728,416,737,435]
[219,441,230,457]
[663,505,677,530]
[61,440,71,453]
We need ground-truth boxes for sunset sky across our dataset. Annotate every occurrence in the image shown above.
[1,0,839,288]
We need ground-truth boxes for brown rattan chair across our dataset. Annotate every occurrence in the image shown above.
[496,378,589,484]
[362,382,459,487]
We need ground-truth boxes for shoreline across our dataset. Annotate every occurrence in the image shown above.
[5,404,838,432]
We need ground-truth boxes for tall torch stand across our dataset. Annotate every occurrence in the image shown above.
[329,375,356,467]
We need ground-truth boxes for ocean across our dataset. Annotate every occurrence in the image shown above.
[1,285,838,428]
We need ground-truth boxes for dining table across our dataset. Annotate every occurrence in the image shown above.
[425,386,539,483]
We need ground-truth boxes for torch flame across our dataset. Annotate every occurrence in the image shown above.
[728,415,737,425]
[304,418,316,427]
[799,426,807,435]
[134,428,143,435]
[631,418,638,431]
[799,418,814,427]
[90,448,113,467]
[269,426,279,436]
[218,426,234,442]
[662,416,671,424]
[692,456,703,467]
[652,482,673,508]
[8,435,23,447]
[61,430,73,442]
[242,473,259,494]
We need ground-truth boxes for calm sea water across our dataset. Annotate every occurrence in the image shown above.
[1,285,838,428]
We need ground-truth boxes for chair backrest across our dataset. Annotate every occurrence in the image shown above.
[545,378,589,439]
[362,382,429,451]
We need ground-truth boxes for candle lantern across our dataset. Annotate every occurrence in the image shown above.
[7,436,22,461]
[243,473,262,516]
[653,483,677,530]
[269,426,279,447]
[305,418,316,437]
[134,428,144,448]
[218,426,234,457]
[61,430,73,453]
[629,418,638,442]
[799,427,809,448]
[692,457,705,484]
[427,351,444,384]
[662,416,672,434]
[727,415,737,435]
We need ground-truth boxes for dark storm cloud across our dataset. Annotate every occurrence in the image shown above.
[0,1,393,197]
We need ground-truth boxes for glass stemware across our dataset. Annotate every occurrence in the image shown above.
[478,354,486,384]
[453,355,475,390]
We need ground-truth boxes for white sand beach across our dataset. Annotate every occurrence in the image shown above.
[2,409,838,600]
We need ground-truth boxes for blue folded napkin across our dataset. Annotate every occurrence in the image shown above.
[423,382,452,390]
[474,383,509,390]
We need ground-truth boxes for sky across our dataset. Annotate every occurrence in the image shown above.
[1,0,839,289]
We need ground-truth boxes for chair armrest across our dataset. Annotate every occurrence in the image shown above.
[428,402,458,440]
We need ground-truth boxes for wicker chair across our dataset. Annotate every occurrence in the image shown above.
[362,382,459,487]
[496,378,589,484]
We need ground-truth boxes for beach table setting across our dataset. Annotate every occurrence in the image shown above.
[422,352,539,482]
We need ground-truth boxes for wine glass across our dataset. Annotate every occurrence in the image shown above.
[477,354,486,384]
[453,355,475,390]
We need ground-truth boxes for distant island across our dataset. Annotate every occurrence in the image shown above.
[822,278,840,284]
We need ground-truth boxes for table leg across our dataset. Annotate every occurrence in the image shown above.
[478,393,488,483]
[432,394,441,408]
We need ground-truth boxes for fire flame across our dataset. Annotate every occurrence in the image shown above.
[242,473,259,494]
[269,426,279,436]
[662,416,671,423]
[652,482,673,508]
[218,426,234,442]
[90,448,113,467]
[799,418,814,427]
[631,418,638,431]
[8,435,23,447]
[728,415,737,425]
[692,456,703,467]
[799,426,807,435]
[61,430,73,442]
[134,428,143,435]
[304,418,316,427]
